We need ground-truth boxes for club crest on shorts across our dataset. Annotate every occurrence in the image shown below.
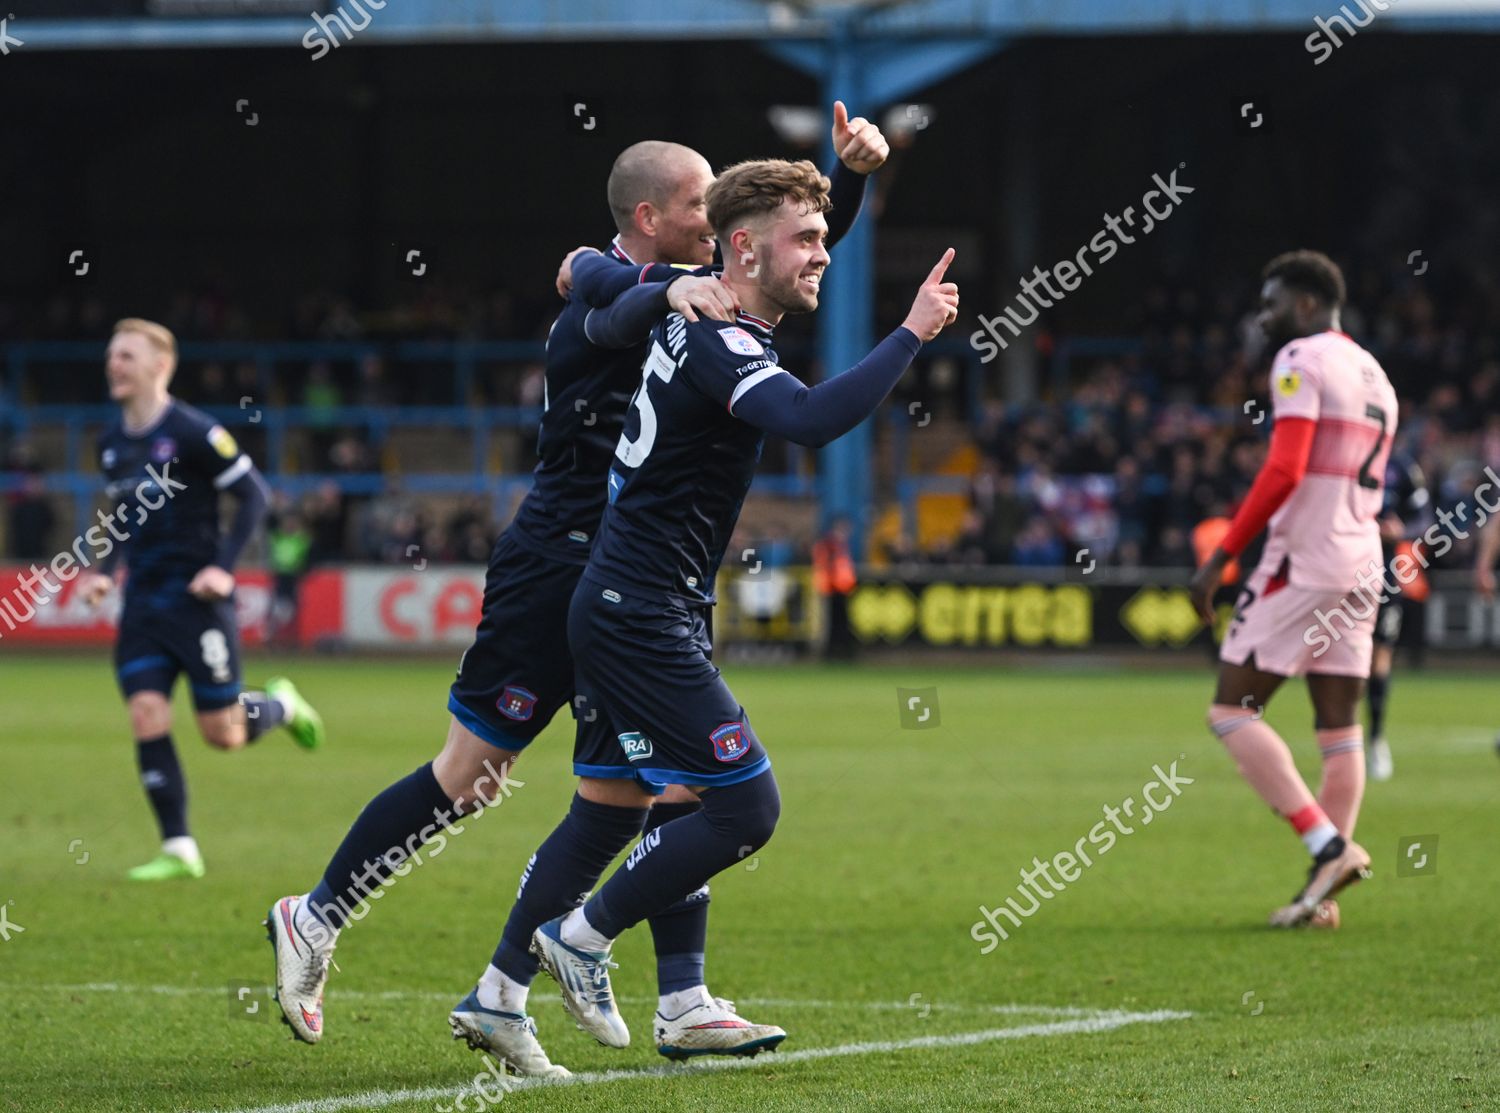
[711,721,749,762]
[618,731,654,762]
[718,326,764,356]
[497,685,537,721]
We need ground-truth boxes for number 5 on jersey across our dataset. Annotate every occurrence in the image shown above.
[614,340,676,470]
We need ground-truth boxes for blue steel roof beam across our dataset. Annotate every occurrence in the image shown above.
[764,14,1005,549]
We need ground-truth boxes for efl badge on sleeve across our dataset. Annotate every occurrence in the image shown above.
[208,425,240,459]
[718,327,764,357]
[1276,368,1302,397]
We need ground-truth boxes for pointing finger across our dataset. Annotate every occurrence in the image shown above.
[925,247,956,285]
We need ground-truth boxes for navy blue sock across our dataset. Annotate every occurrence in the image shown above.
[492,793,649,985]
[1367,673,1390,738]
[644,801,711,994]
[240,691,286,742]
[306,762,454,929]
[136,734,189,840]
[586,772,780,941]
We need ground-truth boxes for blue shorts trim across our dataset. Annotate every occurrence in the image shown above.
[448,693,537,752]
[189,680,243,711]
[118,654,173,680]
[574,755,771,791]
[572,762,667,796]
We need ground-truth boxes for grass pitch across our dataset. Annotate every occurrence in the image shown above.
[1,655,1497,1112]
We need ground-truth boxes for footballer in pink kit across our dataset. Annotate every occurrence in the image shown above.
[1190,249,1396,929]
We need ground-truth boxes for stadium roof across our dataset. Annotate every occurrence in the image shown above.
[16,0,1500,51]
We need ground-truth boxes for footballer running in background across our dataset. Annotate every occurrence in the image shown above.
[75,318,324,882]
[1190,250,1396,928]
[265,107,887,1073]
[1478,510,1500,602]
[510,158,957,1058]
[1365,448,1431,781]
[1477,514,1500,759]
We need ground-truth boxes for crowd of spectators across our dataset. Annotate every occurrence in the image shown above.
[6,81,1500,570]
[6,273,1498,573]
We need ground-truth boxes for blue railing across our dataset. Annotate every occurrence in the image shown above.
[2,335,995,540]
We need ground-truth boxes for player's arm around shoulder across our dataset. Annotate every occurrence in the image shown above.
[570,249,651,307]
[584,274,738,351]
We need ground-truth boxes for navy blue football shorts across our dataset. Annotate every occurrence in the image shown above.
[447,530,586,751]
[567,572,771,793]
[114,595,242,712]
[1373,592,1404,646]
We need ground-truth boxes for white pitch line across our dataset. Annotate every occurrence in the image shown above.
[209,1009,1192,1113]
[9,982,1101,1016]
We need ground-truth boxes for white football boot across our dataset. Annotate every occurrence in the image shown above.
[1367,736,1394,782]
[448,989,572,1078]
[655,996,787,1061]
[530,915,630,1048]
[265,895,335,1043]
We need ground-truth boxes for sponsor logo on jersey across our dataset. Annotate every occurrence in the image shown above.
[151,437,177,463]
[1276,368,1302,397]
[718,326,765,357]
[208,425,240,459]
[496,685,538,721]
[711,721,749,762]
[618,731,654,761]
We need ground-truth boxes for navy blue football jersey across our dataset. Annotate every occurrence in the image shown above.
[509,165,869,564]
[97,400,252,608]
[587,309,785,604]
[1381,450,1431,555]
[507,242,675,564]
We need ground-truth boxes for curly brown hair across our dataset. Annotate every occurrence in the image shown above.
[705,159,832,240]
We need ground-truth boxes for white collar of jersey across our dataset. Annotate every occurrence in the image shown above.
[608,236,636,264]
[736,310,774,337]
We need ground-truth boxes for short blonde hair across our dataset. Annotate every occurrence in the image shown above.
[705,159,831,240]
[111,316,177,381]
[113,318,178,367]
